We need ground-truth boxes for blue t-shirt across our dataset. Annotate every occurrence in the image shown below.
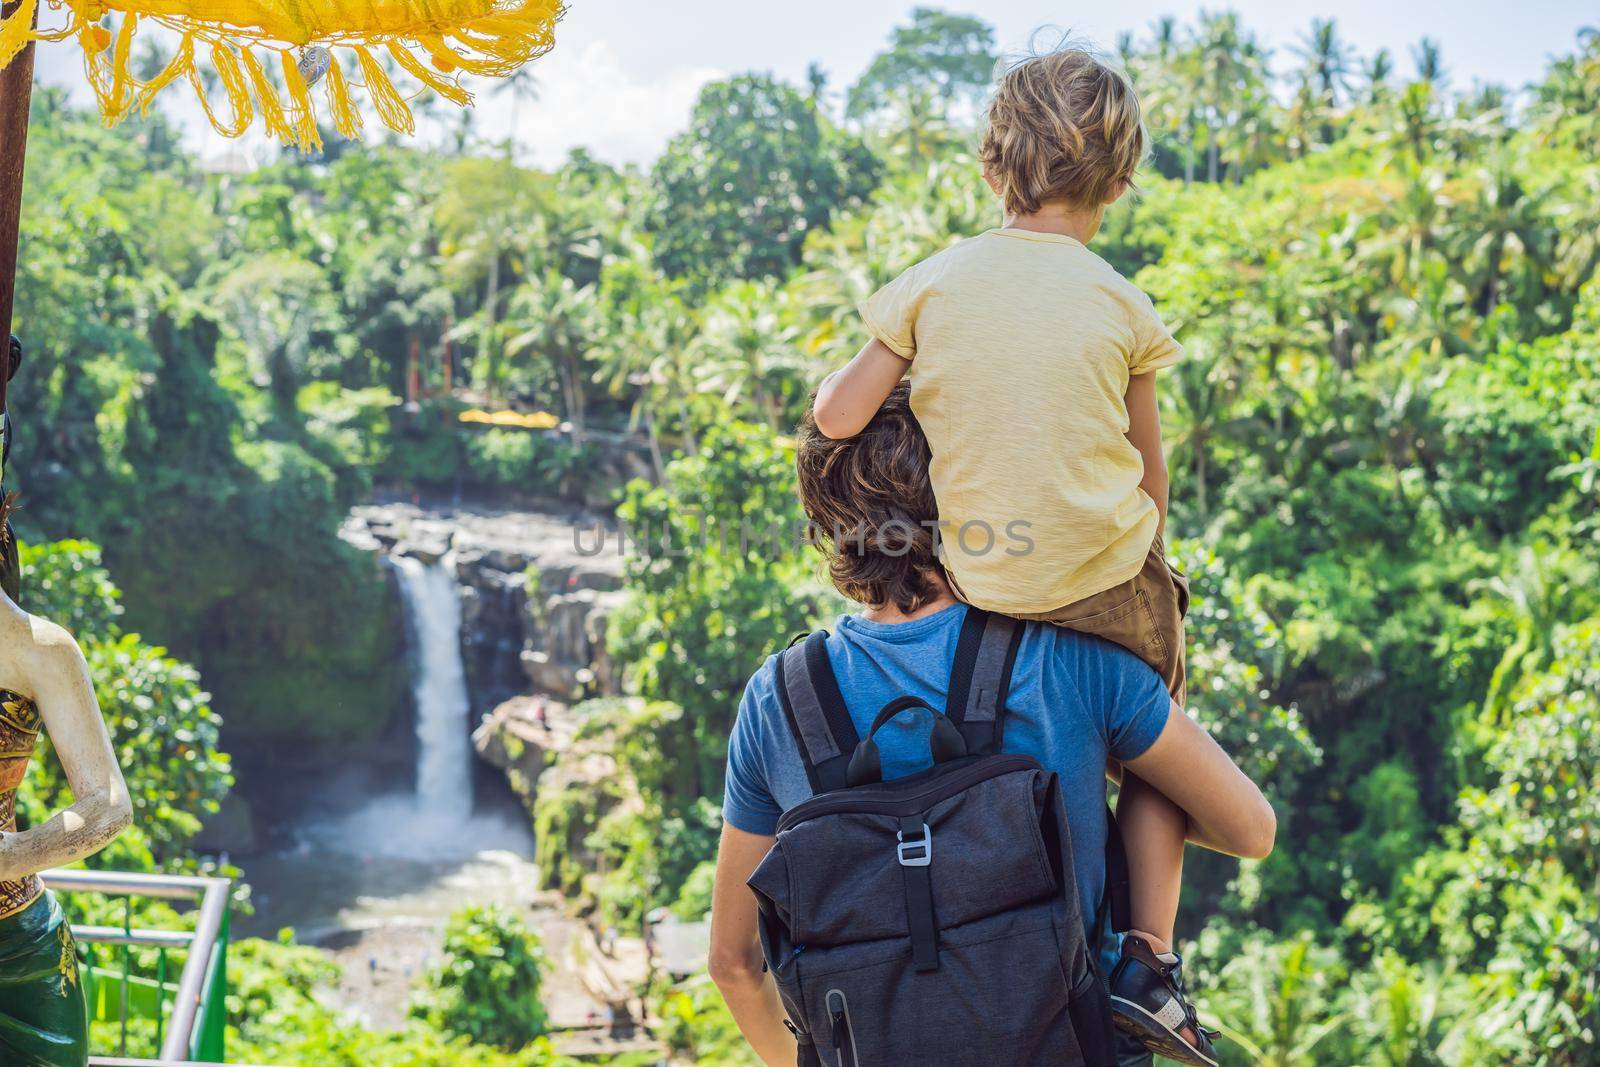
[723,603,1171,938]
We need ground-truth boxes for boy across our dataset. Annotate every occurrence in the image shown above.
[813,44,1220,1067]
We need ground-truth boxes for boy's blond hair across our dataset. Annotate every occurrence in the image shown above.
[978,44,1145,215]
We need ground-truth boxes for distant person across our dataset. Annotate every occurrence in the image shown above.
[709,387,1274,1066]
[811,42,1228,1065]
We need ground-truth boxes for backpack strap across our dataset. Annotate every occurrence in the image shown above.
[945,608,1024,756]
[1102,807,1133,936]
[773,630,861,794]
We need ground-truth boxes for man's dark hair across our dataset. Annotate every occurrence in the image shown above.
[796,383,942,613]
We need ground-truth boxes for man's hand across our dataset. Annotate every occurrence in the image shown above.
[708,824,797,1066]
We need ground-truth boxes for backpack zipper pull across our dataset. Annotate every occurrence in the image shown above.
[827,989,855,1066]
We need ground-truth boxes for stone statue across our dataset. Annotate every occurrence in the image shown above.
[0,344,133,1066]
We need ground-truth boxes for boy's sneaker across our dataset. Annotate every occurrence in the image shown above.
[1108,935,1220,1067]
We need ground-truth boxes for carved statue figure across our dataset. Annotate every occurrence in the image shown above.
[0,344,133,1066]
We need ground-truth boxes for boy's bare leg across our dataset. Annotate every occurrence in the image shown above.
[1117,769,1206,1049]
[1118,770,1187,951]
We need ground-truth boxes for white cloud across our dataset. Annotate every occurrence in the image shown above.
[472,40,725,169]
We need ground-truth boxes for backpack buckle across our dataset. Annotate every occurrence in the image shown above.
[896,823,932,867]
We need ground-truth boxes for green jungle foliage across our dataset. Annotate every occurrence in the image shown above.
[411,905,553,1050]
[7,7,1599,1063]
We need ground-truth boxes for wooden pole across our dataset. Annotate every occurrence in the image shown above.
[0,0,37,419]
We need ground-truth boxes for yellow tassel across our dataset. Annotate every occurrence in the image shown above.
[79,22,116,121]
[103,11,139,124]
[0,0,38,73]
[239,45,292,143]
[191,41,253,139]
[450,24,556,72]
[354,46,415,136]
[387,42,471,106]
[138,32,194,116]
[82,23,112,54]
[18,0,565,144]
[448,32,529,74]
[419,34,502,78]
[322,50,363,140]
[279,49,323,151]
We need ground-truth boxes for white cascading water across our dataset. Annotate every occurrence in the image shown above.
[391,552,474,819]
[293,543,532,864]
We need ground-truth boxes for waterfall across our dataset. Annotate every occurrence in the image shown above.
[286,535,533,866]
[391,552,474,819]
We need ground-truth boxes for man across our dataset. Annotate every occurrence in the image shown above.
[708,385,1275,1065]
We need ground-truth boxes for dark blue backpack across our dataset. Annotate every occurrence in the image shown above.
[747,608,1125,1066]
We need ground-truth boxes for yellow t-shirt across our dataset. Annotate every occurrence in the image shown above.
[860,227,1182,614]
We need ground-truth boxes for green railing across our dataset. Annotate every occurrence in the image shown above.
[43,868,232,1066]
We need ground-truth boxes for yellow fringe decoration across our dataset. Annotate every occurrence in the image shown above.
[0,0,39,72]
[0,0,566,149]
[190,41,253,138]
[238,45,292,143]
[322,50,362,139]
[278,48,323,151]
[354,45,415,136]
[103,10,138,122]
[388,40,471,106]
[135,29,192,115]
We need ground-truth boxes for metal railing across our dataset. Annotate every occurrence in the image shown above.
[42,868,232,1065]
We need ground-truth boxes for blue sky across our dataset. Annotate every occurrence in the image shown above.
[34,0,1598,165]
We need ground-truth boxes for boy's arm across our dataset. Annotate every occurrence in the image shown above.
[812,339,911,440]
[708,824,797,1066]
[1124,370,1169,535]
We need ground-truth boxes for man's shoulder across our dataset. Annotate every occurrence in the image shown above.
[744,649,784,708]
[1017,620,1153,690]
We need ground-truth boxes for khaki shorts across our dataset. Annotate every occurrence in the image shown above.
[1004,533,1190,704]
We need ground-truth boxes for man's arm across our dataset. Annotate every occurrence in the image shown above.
[708,824,796,1066]
[813,338,911,439]
[1124,701,1277,859]
[1124,370,1169,535]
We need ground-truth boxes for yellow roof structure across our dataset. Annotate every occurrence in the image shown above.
[459,407,560,429]
[0,0,563,148]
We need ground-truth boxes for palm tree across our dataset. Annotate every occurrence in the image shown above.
[213,253,334,410]
[1202,936,1349,1065]
[1532,26,1599,149]
[1475,543,1597,725]
[503,270,597,443]
[1454,149,1552,317]
[495,66,540,160]
[435,157,547,402]
[1412,38,1447,88]
[1135,18,1203,183]
[1186,12,1274,181]
[1293,18,1354,144]
[1364,49,1395,105]
[1356,157,1452,290]
[1163,345,1236,518]
[691,281,803,430]
[805,62,829,108]
[1350,957,1482,1065]
[590,256,706,472]
[882,85,955,166]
